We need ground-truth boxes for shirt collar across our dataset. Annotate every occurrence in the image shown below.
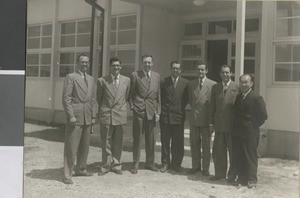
[243,88,252,98]
[222,79,231,87]
[77,69,86,77]
[171,76,179,82]
[143,70,151,77]
[199,76,206,82]
[111,74,120,80]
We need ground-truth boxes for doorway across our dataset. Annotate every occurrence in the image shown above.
[207,40,228,82]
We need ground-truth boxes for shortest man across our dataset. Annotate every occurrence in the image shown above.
[233,74,268,188]
[97,57,131,175]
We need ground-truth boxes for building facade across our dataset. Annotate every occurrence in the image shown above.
[25,0,300,159]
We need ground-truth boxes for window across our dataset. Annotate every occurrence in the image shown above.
[233,18,260,32]
[98,14,137,77]
[59,52,89,77]
[26,23,52,77]
[59,20,91,77]
[179,41,205,75]
[274,2,300,82]
[208,20,232,34]
[26,53,51,77]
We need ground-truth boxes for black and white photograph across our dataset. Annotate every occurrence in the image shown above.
[10,0,300,197]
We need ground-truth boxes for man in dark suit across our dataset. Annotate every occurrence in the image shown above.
[129,55,161,174]
[160,61,189,173]
[97,57,130,176]
[188,63,216,176]
[62,54,97,184]
[209,64,239,182]
[233,74,268,189]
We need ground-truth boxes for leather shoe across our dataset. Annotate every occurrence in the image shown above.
[247,182,257,189]
[130,169,138,174]
[171,166,183,173]
[187,168,201,174]
[74,171,93,177]
[98,170,108,176]
[63,178,73,184]
[209,176,224,181]
[145,165,159,172]
[111,169,123,175]
[202,170,210,176]
[160,165,169,173]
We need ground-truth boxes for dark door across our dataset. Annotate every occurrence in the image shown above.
[206,40,228,82]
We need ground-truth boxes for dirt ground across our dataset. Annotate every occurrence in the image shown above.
[24,122,299,198]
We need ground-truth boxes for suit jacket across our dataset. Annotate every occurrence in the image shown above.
[233,90,268,138]
[129,70,161,120]
[188,77,216,127]
[160,76,189,125]
[62,71,97,125]
[97,74,130,125]
[209,81,239,132]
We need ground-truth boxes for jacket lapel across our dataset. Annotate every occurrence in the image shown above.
[74,73,87,96]
[166,76,175,96]
[137,70,150,91]
[114,75,126,103]
[105,75,117,98]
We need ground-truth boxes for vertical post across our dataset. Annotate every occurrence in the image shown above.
[89,1,96,75]
[102,0,112,76]
[235,0,246,81]
[98,11,105,77]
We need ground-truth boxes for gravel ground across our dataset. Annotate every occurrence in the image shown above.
[24,122,299,198]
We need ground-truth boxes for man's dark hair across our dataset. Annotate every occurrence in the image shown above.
[110,57,121,65]
[142,54,153,60]
[76,53,89,63]
[170,61,181,68]
[220,64,232,72]
[195,61,207,70]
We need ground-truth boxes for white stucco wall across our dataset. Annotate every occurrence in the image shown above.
[25,79,52,109]
[140,6,182,78]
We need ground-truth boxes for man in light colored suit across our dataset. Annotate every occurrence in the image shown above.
[129,55,161,174]
[188,63,216,176]
[62,54,97,184]
[160,61,189,173]
[209,64,239,182]
[97,57,130,176]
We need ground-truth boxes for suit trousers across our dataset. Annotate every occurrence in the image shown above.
[160,123,184,168]
[132,112,156,169]
[64,124,91,180]
[212,132,235,179]
[100,124,124,172]
[232,137,258,185]
[190,126,211,171]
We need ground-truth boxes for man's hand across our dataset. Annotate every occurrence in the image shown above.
[209,124,215,133]
[92,118,96,124]
[69,117,77,126]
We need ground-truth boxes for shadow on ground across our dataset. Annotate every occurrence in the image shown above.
[26,167,64,183]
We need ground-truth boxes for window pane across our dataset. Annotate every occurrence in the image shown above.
[118,30,136,44]
[182,45,202,58]
[275,64,293,81]
[293,45,300,62]
[117,50,135,64]
[77,34,90,47]
[26,66,39,77]
[275,44,291,62]
[245,19,259,32]
[41,37,52,48]
[60,53,75,64]
[244,59,255,74]
[110,32,116,45]
[184,23,202,36]
[40,66,51,77]
[27,54,39,65]
[42,24,52,36]
[245,43,255,57]
[77,20,91,33]
[118,15,136,30]
[208,21,232,34]
[277,2,300,18]
[59,66,74,77]
[276,18,300,37]
[182,60,200,72]
[60,35,75,47]
[231,43,236,57]
[110,50,117,59]
[98,32,103,46]
[111,18,117,31]
[28,26,40,37]
[41,53,51,64]
[292,64,300,81]
[27,38,40,49]
[120,64,134,77]
[61,22,76,34]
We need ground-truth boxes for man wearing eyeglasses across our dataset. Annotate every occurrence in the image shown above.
[160,61,189,173]
[97,57,131,176]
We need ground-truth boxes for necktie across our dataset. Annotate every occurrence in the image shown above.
[173,78,177,89]
[84,74,88,87]
[199,79,203,89]
[223,84,228,95]
[114,76,119,89]
[146,73,150,81]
